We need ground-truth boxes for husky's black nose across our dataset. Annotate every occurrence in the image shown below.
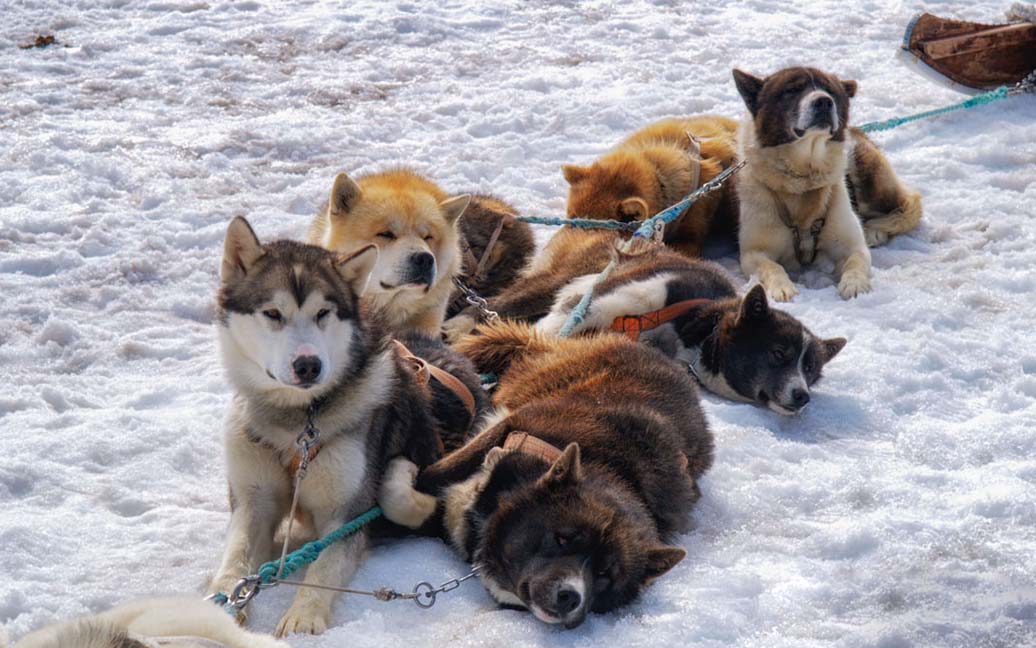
[409,251,435,284]
[791,388,810,408]
[293,355,322,385]
[555,587,582,615]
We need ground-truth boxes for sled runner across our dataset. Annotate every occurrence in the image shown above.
[901,9,1036,91]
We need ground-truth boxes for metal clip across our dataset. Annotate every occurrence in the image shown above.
[228,576,268,611]
[413,581,437,608]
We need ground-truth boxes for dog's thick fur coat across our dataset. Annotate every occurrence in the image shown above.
[562,115,739,258]
[378,323,713,627]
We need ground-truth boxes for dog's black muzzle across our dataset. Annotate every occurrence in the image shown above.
[402,251,436,287]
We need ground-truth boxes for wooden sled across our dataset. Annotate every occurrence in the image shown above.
[901,11,1036,92]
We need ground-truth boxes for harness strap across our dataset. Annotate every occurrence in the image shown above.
[775,202,826,266]
[609,298,714,341]
[391,340,477,420]
[472,214,509,283]
[503,431,563,463]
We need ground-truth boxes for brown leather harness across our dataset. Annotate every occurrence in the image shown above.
[502,431,563,463]
[609,298,713,341]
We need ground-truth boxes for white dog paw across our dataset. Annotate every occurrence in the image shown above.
[379,458,436,529]
[443,314,477,345]
[275,601,329,637]
[765,278,799,303]
[838,273,872,299]
[864,226,888,248]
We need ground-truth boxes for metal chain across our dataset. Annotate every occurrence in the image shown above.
[1009,69,1036,96]
[276,402,322,579]
[260,565,481,609]
[452,277,500,323]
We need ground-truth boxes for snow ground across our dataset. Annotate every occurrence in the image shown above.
[1,1,1034,646]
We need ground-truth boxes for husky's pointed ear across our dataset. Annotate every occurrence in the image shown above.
[643,546,686,582]
[732,69,765,115]
[335,244,379,295]
[737,284,770,324]
[329,172,362,218]
[538,443,583,489]
[841,79,858,98]
[221,216,264,283]
[440,194,471,226]
[822,337,847,362]
[619,197,650,222]
[562,164,590,186]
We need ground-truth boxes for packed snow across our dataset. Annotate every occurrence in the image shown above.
[1,1,1034,646]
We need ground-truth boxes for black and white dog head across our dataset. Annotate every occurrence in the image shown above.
[691,285,846,415]
[217,216,378,408]
[476,445,683,628]
[732,66,857,147]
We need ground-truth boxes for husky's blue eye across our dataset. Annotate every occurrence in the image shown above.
[376,231,397,240]
[263,309,283,322]
[316,308,330,322]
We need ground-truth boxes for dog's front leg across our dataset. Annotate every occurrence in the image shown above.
[826,186,873,299]
[275,520,366,637]
[741,249,798,302]
[208,432,290,605]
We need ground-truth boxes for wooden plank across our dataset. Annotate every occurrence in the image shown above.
[922,23,1036,60]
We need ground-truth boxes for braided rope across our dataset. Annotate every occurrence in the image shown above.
[256,505,383,583]
[858,86,1010,133]
[515,215,640,231]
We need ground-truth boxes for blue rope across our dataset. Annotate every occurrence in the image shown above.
[515,215,639,231]
[857,86,1010,133]
[256,505,383,583]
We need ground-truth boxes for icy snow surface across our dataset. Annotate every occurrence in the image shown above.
[1,1,1034,647]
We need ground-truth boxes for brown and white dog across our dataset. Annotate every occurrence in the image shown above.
[733,67,922,302]
[562,115,739,258]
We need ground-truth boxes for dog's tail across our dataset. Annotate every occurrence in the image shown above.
[863,190,923,241]
[454,320,559,377]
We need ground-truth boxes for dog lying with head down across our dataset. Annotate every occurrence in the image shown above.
[536,242,847,415]
[378,323,714,628]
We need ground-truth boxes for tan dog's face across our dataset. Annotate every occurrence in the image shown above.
[562,160,652,223]
[321,173,468,299]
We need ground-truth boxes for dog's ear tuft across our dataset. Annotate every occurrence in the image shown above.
[643,546,686,582]
[562,164,590,186]
[822,337,847,362]
[732,69,765,115]
[330,172,362,217]
[221,216,263,283]
[619,197,650,222]
[440,194,471,226]
[539,443,583,489]
[483,446,510,471]
[841,79,858,98]
[335,244,379,295]
[737,284,770,323]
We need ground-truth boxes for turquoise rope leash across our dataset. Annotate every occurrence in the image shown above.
[515,215,640,231]
[857,85,1011,133]
[212,505,383,610]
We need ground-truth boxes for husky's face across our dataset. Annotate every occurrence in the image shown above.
[733,66,857,148]
[320,172,468,302]
[477,445,684,628]
[692,285,846,415]
[217,217,378,407]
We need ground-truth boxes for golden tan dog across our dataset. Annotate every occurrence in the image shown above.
[562,115,739,257]
[309,169,470,335]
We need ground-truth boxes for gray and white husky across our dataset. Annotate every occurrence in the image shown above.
[208,217,449,637]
